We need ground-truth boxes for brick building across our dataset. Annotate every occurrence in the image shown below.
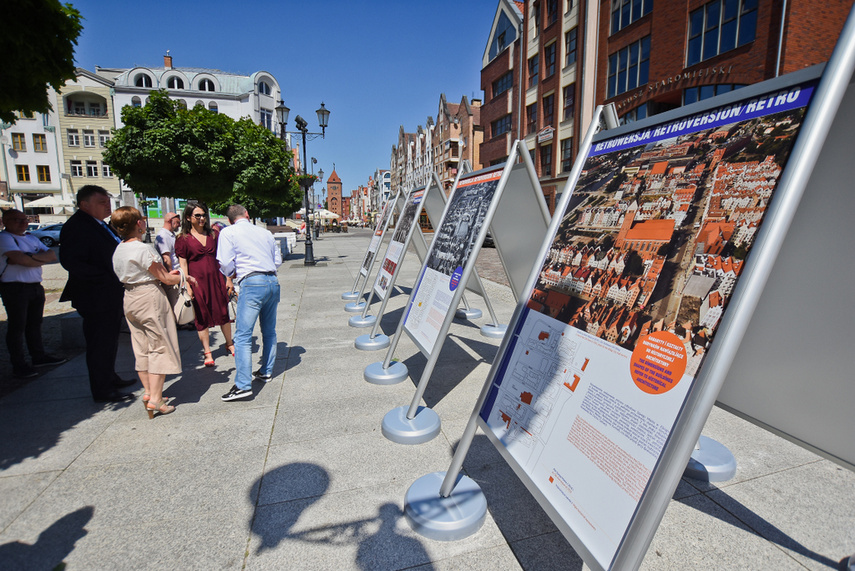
[480,0,853,214]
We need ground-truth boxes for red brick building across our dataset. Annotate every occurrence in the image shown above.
[480,0,853,214]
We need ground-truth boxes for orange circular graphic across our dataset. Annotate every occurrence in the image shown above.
[629,331,687,394]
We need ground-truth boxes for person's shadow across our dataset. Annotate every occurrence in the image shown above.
[0,506,93,570]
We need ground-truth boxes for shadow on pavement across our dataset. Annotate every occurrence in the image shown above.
[0,506,93,570]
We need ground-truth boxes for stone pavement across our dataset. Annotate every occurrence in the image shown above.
[0,228,853,570]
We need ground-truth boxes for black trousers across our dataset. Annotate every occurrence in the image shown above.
[77,305,123,400]
[0,282,47,372]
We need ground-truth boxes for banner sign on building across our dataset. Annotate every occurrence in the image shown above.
[478,77,818,569]
[403,169,502,355]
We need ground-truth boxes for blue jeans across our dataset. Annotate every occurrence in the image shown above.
[234,274,280,391]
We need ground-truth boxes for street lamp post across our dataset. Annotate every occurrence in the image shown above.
[275,100,330,266]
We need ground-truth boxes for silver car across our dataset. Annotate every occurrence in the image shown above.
[28,223,64,246]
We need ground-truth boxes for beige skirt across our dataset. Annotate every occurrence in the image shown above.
[123,282,182,375]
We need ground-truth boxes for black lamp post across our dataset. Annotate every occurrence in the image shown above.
[276,100,330,266]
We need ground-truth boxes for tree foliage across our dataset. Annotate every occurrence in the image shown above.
[0,0,83,124]
[103,90,301,213]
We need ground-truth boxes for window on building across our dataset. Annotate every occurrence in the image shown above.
[565,27,578,66]
[12,133,26,151]
[16,165,30,182]
[620,104,649,124]
[86,161,98,177]
[607,36,650,98]
[611,0,653,34]
[540,143,553,176]
[102,163,113,178]
[491,114,512,137]
[37,165,50,182]
[70,160,83,177]
[563,84,576,121]
[74,101,85,115]
[83,130,95,148]
[547,0,559,25]
[259,108,273,130]
[67,129,79,147]
[135,74,153,88]
[492,71,513,99]
[683,83,746,105]
[544,42,557,78]
[687,0,757,66]
[99,130,111,147]
[543,93,555,125]
[533,1,541,34]
[199,78,215,92]
[167,76,185,89]
[89,103,102,116]
[560,138,573,172]
[259,81,271,95]
[131,96,142,108]
[527,102,538,134]
[529,55,540,88]
[33,134,47,152]
[208,102,218,113]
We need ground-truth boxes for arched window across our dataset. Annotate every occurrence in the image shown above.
[259,81,271,95]
[134,74,152,88]
[194,100,205,108]
[131,96,142,108]
[199,78,215,92]
[208,102,218,114]
[178,100,188,109]
[167,76,184,89]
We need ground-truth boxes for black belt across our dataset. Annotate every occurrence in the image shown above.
[239,271,275,284]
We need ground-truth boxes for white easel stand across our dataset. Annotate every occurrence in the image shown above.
[684,435,737,482]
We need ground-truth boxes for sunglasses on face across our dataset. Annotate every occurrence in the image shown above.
[192,214,207,219]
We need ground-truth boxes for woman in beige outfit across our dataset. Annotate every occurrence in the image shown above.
[111,207,190,418]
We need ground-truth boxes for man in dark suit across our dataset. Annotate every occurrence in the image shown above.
[60,185,135,403]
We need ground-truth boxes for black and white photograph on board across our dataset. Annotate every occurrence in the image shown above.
[392,191,420,244]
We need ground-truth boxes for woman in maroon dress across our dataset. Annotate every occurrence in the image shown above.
[174,201,234,366]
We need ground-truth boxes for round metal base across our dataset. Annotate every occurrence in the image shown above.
[349,314,376,328]
[404,471,487,541]
[344,301,365,313]
[341,291,360,301]
[684,435,737,482]
[355,333,390,351]
[455,308,483,320]
[480,323,507,339]
[382,405,441,444]
[364,360,409,385]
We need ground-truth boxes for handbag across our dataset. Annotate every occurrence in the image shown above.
[173,270,196,325]
[228,292,238,321]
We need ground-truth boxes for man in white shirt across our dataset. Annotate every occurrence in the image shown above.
[216,204,282,401]
[0,209,67,378]
[154,212,181,270]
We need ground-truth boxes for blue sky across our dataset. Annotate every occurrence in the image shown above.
[69,0,499,199]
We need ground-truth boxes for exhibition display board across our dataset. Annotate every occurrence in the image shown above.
[342,189,401,307]
[414,50,855,567]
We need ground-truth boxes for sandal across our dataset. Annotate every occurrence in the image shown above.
[142,393,169,407]
[226,344,235,357]
[203,351,215,367]
[146,399,175,419]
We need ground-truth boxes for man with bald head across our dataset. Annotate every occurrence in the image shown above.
[155,212,180,270]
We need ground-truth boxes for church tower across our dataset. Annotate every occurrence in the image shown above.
[327,169,342,218]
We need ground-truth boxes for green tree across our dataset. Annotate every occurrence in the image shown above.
[0,0,83,124]
[104,90,301,212]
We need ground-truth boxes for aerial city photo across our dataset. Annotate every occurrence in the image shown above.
[528,105,807,376]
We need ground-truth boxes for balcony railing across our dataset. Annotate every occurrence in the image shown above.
[65,110,109,118]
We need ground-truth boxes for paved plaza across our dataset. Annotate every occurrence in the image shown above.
[0,228,853,570]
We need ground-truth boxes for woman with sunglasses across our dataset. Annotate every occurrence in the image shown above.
[174,201,234,366]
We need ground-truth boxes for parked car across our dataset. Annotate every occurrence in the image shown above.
[28,223,64,246]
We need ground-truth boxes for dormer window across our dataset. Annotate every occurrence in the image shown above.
[199,79,215,92]
[135,74,153,88]
[259,81,271,95]
[167,77,184,89]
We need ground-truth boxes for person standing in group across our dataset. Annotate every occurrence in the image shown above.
[111,207,184,419]
[59,185,136,403]
[174,201,234,367]
[154,212,180,271]
[216,204,281,401]
[0,209,67,378]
